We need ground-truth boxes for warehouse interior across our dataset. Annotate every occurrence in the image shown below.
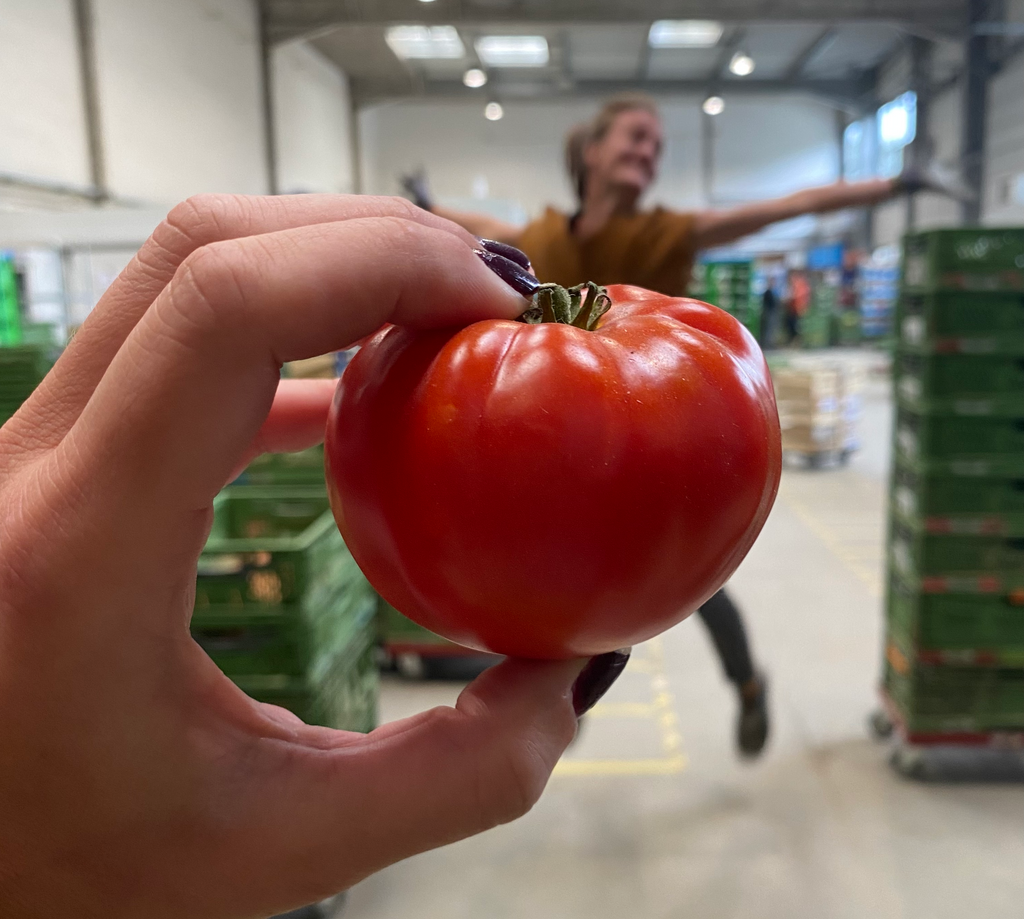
[1,2,1024,918]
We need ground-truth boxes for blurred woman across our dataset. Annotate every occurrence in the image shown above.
[404,92,953,758]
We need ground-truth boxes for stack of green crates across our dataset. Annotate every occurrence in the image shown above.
[802,274,836,349]
[0,342,54,427]
[191,484,378,732]
[699,261,760,337]
[884,228,1024,738]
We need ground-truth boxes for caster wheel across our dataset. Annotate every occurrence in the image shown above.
[889,745,926,779]
[395,652,427,679]
[869,709,894,739]
[807,453,824,470]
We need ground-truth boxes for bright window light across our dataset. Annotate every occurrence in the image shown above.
[878,93,916,145]
[475,35,549,67]
[876,92,917,178]
[463,67,488,88]
[385,25,465,60]
[648,20,723,49]
[484,101,504,121]
[702,95,725,116]
[729,51,755,76]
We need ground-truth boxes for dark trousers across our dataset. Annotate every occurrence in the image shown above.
[696,588,755,687]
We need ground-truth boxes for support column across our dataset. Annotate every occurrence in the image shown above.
[961,0,994,225]
[72,0,107,201]
[906,36,935,230]
[258,4,280,195]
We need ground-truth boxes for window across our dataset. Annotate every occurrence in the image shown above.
[876,92,917,179]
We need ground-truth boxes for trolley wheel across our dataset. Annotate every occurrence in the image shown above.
[889,744,927,780]
[839,448,854,466]
[395,652,427,679]
[868,708,894,740]
[806,452,824,469]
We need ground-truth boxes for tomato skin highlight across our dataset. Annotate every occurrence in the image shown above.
[325,284,781,659]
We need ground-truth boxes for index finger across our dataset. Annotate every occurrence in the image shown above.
[7,195,475,461]
[61,217,528,529]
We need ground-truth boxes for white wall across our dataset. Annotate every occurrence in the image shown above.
[0,0,91,190]
[984,52,1024,226]
[272,40,355,194]
[359,94,841,231]
[1,0,356,211]
[92,0,268,202]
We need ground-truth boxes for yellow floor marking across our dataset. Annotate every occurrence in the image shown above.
[554,637,688,777]
[588,702,657,718]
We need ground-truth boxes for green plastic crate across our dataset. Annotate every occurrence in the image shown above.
[892,463,1024,517]
[902,229,1024,293]
[887,573,1024,664]
[884,654,1024,732]
[897,290,1024,348]
[889,513,1024,580]
[191,486,378,732]
[896,351,1024,400]
[236,445,327,487]
[378,599,475,656]
[230,617,377,732]
[894,408,1024,473]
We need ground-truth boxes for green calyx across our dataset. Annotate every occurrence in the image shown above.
[516,281,611,331]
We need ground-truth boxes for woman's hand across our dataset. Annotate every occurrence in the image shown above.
[0,194,619,919]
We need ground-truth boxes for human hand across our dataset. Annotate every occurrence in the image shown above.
[894,160,976,202]
[0,194,626,918]
[399,167,434,211]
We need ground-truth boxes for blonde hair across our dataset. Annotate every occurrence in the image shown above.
[565,93,660,203]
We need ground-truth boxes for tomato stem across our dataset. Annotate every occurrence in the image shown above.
[516,281,611,331]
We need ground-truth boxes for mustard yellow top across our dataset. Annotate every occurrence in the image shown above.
[515,206,698,297]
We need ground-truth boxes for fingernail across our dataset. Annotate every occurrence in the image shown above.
[572,648,631,718]
[479,238,533,272]
[474,249,541,298]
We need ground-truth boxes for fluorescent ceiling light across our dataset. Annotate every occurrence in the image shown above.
[386,25,464,60]
[475,35,549,67]
[648,20,723,49]
[702,95,725,116]
[463,67,488,88]
[729,51,755,76]
[484,101,504,121]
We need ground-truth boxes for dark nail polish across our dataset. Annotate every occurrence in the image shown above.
[479,238,532,271]
[474,249,541,298]
[572,648,631,718]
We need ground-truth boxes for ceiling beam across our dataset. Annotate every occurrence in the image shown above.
[352,75,876,110]
[785,26,837,81]
[261,2,966,45]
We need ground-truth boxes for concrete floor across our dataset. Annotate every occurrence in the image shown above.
[345,354,1024,919]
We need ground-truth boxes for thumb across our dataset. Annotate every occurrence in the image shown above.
[258,656,607,905]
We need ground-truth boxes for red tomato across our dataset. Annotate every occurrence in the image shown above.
[325,284,781,659]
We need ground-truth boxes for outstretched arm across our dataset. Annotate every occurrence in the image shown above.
[401,169,523,244]
[692,178,897,250]
[429,204,524,244]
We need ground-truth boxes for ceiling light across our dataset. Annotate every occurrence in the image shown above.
[484,101,504,121]
[418,0,437,3]
[463,67,488,88]
[702,95,725,116]
[385,25,464,60]
[648,20,723,49]
[729,51,755,77]
[475,35,549,67]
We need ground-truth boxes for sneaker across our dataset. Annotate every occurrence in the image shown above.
[737,674,769,758]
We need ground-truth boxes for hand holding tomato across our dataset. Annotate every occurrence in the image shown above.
[327,281,781,658]
[0,195,609,918]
